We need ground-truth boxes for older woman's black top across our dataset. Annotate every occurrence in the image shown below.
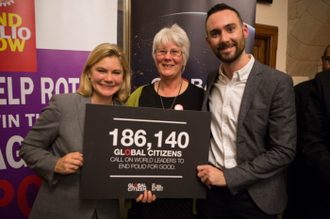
[127,82,204,219]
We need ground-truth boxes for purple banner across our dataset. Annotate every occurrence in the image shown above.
[0,49,89,218]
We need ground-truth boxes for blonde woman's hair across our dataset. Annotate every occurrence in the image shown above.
[77,43,131,102]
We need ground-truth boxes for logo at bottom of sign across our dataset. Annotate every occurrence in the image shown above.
[151,183,164,191]
[127,183,164,192]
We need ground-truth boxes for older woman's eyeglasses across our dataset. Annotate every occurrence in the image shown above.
[324,56,330,65]
[156,49,184,57]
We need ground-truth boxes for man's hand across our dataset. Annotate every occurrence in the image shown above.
[197,164,227,189]
[54,152,83,174]
[136,190,156,203]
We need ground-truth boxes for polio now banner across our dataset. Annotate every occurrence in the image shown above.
[0,0,37,72]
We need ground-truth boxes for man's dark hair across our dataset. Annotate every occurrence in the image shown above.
[205,3,243,27]
[323,44,330,58]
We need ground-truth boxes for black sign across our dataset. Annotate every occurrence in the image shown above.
[81,104,210,199]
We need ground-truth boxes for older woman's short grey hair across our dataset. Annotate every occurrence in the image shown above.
[152,24,190,73]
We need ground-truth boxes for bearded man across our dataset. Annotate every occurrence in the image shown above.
[196,3,296,219]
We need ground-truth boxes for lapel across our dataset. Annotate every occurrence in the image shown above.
[237,60,263,130]
[202,70,219,111]
[76,95,123,135]
[76,94,91,136]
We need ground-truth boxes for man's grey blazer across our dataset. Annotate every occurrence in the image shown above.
[202,60,296,214]
[19,93,122,219]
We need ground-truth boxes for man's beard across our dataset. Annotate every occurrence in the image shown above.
[215,37,245,64]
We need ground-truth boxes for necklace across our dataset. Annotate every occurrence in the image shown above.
[157,79,183,109]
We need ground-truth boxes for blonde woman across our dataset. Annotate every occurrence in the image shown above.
[20,43,133,219]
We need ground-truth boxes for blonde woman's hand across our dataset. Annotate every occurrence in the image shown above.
[54,152,83,174]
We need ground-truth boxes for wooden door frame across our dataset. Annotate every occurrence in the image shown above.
[255,23,278,68]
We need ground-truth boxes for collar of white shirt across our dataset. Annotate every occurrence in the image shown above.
[218,54,255,83]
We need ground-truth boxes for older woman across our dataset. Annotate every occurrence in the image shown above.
[19,43,131,219]
[126,24,204,219]
[126,24,204,111]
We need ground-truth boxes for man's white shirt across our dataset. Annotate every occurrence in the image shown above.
[208,55,255,170]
